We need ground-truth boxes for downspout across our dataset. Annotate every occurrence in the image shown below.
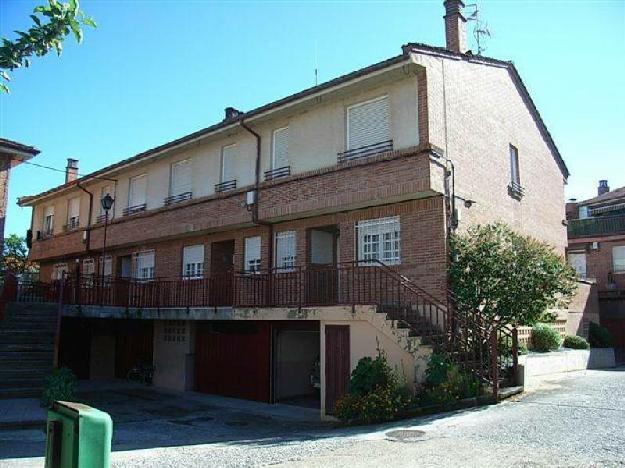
[75,181,94,253]
[239,120,274,271]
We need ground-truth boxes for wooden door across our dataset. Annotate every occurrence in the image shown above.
[307,229,338,305]
[210,240,235,305]
[325,325,350,414]
[114,320,154,378]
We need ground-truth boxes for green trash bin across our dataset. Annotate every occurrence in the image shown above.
[45,401,113,468]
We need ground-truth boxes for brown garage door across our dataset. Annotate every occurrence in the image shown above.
[195,322,271,402]
[114,320,154,378]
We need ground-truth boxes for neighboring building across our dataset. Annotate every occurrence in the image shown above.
[0,138,40,253]
[16,1,570,416]
[567,180,625,362]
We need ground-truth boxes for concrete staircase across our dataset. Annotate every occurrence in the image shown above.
[0,302,58,398]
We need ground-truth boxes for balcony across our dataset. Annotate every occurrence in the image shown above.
[63,218,80,232]
[215,180,236,193]
[164,191,192,206]
[568,214,625,238]
[122,203,147,217]
[264,166,290,181]
[337,140,393,164]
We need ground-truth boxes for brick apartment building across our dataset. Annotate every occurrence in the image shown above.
[15,1,575,416]
[0,138,40,253]
[567,181,625,362]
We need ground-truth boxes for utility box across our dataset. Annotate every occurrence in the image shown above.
[45,401,113,468]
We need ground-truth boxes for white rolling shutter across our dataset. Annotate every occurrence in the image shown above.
[82,258,95,276]
[244,236,262,272]
[100,256,113,277]
[356,216,401,265]
[129,174,147,208]
[567,253,587,279]
[43,206,55,234]
[272,127,289,169]
[613,246,625,273]
[347,96,390,150]
[275,231,296,271]
[221,144,237,182]
[134,251,155,280]
[182,244,204,279]
[171,159,192,196]
[68,197,80,227]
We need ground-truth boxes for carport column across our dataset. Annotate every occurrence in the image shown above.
[319,322,327,418]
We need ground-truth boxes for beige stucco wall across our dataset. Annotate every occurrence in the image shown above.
[27,70,419,232]
[152,320,196,391]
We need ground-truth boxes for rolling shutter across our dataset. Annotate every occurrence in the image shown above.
[274,231,296,271]
[183,244,204,278]
[272,127,289,169]
[347,96,390,150]
[129,174,147,207]
[244,236,262,272]
[68,198,80,222]
[171,159,192,196]
[134,251,155,280]
[222,145,237,182]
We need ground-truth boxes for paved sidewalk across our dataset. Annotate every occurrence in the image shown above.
[0,399,45,430]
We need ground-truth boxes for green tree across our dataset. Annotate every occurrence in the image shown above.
[0,0,96,93]
[2,234,37,275]
[449,223,576,327]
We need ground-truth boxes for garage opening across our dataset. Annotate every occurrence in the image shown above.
[272,322,320,408]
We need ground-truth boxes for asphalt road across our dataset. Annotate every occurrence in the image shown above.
[2,367,624,467]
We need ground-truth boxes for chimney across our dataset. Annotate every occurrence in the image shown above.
[598,180,610,196]
[65,158,79,183]
[444,0,468,54]
[224,107,243,121]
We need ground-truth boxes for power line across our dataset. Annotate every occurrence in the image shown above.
[20,160,117,182]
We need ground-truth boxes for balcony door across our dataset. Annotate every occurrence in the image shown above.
[307,226,339,305]
[210,240,235,305]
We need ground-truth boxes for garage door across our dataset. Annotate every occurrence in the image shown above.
[195,322,271,402]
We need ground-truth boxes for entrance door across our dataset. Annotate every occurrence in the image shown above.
[210,240,235,305]
[324,325,350,414]
[308,227,338,305]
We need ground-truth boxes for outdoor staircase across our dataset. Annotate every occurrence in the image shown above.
[0,302,58,398]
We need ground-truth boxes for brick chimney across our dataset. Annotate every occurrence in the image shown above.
[444,0,468,54]
[65,158,79,183]
[598,180,610,196]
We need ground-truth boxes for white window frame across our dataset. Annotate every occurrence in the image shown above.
[43,206,54,235]
[271,126,289,170]
[613,246,625,274]
[182,244,204,279]
[99,255,113,277]
[67,197,80,229]
[567,252,587,279]
[578,206,589,219]
[509,144,521,187]
[52,263,68,281]
[133,250,155,281]
[128,174,147,208]
[346,95,391,151]
[244,236,262,273]
[356,216,401,266]
[221,144,237,183]
[170,159,193,198]
[274,231,296,272]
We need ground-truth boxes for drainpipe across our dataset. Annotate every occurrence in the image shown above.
[239,120,274,271]
[76,181,93,253]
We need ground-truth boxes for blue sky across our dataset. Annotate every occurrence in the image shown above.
[1,0,624,237]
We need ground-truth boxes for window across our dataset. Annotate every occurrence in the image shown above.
[244,236,262,272]
[347,96,390,151]
[272,127,289,170]
[356,216,401,265]
[182,245,204,279]
[133,251,155,280]
[100,185,114,217]
[52,263,68,280]
[170,159,192,199]
[508,145,523,198]
[99,255,113,277]
[128,174,147,209]
[567,252,587,279]
[221,144,237,183]
[43,206,54,235]
[82,258,95,276]
[613,246,625,273]
[578,206,589,219]
[274,231,296,271]
[67,197,80,229]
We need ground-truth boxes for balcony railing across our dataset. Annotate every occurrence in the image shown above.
[95,213,111,224]
[122,203,147,217]
[264,166,290,181]
[164,191,192,206]
[568,214,625,238]
[215,180,236,193]
[508,182,524,200]
[337,140,393,164]
[64,217,80,231]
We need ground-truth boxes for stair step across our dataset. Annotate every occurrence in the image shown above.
[1,376,48,388]
[0,343,54,352]
[0,387,43,399]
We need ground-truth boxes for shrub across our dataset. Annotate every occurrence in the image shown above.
[334,354,410,424]
[420,353,481,406]
[588,322,612,348]
[531,324,562,352]
[563,335,590,350]
[41,367,77,408]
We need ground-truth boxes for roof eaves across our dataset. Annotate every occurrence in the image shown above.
[0,138,40,157]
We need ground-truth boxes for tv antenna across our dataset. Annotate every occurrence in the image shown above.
[466,3,491,55]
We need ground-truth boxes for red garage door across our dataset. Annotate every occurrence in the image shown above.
[195,322,271,402]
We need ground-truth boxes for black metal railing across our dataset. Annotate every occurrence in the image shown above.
[164,191,192,206]
[568,214,625,238]
[264,166,291,181]
[508,182,524,200]
[215,180,237,193]
[122,203,147,217]
[95,213,111,224]
[337,140,393,163]
[64,218,80,231]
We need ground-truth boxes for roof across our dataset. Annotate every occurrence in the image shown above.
[580,186,625,207]
[0,138,40,157]
[18,42,569,206]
